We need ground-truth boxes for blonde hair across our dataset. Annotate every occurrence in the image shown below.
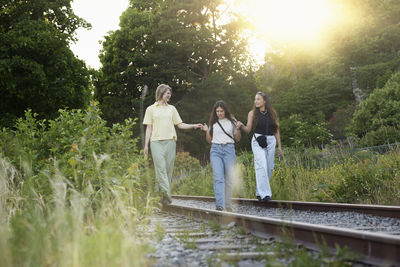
[155,84,172,101]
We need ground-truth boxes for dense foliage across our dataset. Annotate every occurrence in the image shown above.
[96,0,400,150]
[0,101,154,198]
[279,113,333,148]
[95,0,255,127]
[0,0,91,128]
[351,72,400,146]
[2,0,400,149]
[254,0,400,146]
[0,102,159,265]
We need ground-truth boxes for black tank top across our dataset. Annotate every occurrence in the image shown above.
[254,112,275,135]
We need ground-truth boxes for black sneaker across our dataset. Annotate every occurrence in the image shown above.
[216,206,223,211]
[262,196,271,202]
[256,196,262,201]
[162,196,172,206]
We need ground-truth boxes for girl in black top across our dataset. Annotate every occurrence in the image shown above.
[238,92,282,201]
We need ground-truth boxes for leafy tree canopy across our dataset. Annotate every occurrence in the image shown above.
[255,47,353,120]
[0,0,91,127]
[95,0,253,125]
[280,112,332,148]
[351,71,400,144]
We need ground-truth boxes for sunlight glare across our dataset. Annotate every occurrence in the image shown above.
[226,0,343,64]
[242,0,338,43]
[271,1,331,41]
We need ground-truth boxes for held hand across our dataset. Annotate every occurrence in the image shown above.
[193,123,203,129]
[236,121,243,129]
[200,123,209,132]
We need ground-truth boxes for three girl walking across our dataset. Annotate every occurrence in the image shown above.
[143,85,281,210]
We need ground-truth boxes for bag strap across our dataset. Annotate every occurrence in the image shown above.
[216,120,235,141]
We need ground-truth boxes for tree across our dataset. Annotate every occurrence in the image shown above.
[0,0,91,127]
[255,47,353,120]
[280,113,332,148]
[332,0,400,92]
[253,0,400,145]
[95,0,252,125]
[351,71,400,145]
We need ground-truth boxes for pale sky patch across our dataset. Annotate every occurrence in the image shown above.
[70,0,129,69]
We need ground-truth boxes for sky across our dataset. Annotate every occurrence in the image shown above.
[70,0,129,69]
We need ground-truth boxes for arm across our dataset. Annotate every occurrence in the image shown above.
[233,120,241,142]
[234,129,241,142]
[205,128,212,144]
[172,107,201,130]
[144,124,152,157]
[239,111,254,134]
[200,123,212,143]
[275,128,282,157]
[177,123,202,130]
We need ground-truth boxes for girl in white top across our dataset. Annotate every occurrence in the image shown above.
[201,100,241,211]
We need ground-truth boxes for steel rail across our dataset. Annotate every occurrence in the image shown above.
[172,195,400,218]
[164,203,400,266]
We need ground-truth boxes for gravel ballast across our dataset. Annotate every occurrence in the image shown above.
[172,198,400,233]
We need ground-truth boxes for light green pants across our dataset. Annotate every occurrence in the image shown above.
[150,140,176,200]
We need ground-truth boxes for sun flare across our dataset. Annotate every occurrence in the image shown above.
[227,0,344,64]
[237,0,339,42]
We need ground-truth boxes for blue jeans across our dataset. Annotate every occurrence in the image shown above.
[210,143,236,209]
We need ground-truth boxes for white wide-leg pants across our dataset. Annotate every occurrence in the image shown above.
[251,134,276,199]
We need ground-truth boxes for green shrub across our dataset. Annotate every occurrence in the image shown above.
[326,150,400,204]
[173,152,201,181]
[351,71,400,142]
[280,113,332,148]
[0,103,158,266]
[360,126,400,147]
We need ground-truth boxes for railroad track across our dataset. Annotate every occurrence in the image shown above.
[147,212,274,266]
[161,195,400,266]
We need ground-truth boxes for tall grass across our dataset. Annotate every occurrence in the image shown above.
[172,148,400,205]
[0,102,159,266]
[0,157,154,266]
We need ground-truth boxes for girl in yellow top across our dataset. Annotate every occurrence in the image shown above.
[143,84,202,205]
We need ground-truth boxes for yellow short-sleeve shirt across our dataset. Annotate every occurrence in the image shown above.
[143,102,183,141]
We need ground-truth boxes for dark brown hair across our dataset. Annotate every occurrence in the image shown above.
[251,92,279,133]
[208,100,236,137]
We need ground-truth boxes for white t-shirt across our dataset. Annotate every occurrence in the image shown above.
[211,118,237,144]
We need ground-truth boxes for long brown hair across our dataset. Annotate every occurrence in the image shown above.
[208,100,236,137]
[251,92,279,133]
